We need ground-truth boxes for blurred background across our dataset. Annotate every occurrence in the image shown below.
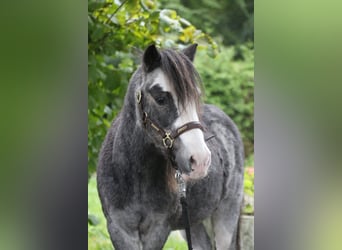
[1,0,341,249]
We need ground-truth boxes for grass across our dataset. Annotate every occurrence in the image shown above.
[88,175,187,250]
[88,175,112,250]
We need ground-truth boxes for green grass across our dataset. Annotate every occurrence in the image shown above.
[88,175,112,250]
[88,175,187,250]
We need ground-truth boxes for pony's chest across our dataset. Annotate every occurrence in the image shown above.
[136,183,179,213]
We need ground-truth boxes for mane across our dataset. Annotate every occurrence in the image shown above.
[159,49,203,110]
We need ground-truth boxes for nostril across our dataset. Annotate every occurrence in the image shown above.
[189,156,195,172]
[190,156,195,165]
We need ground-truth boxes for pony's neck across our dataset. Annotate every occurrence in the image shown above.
[120,110,178,193]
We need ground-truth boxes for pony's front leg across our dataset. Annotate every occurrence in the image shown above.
[140,220,171,250]
[97,175,142,249]
[212,197,242,250]
[106,218,142,250]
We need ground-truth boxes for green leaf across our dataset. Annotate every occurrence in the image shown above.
[88,213,100,226]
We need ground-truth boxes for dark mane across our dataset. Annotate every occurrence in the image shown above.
[159,49,203,110]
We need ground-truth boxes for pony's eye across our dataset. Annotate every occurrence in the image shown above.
[155,96,166,105]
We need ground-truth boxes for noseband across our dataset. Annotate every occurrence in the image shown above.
[136,90,204,149]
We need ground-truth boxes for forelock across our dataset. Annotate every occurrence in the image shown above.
[159,49,202,110]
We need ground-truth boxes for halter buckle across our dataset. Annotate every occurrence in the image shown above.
[163,132,174,148]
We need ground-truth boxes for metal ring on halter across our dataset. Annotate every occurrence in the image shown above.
[162,132,174,148]
[136,90,142,103]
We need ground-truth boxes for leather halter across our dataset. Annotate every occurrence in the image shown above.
[136,90,204,149]
[136,89,201,250]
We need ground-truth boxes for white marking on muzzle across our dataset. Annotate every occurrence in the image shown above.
[175,103,211,180]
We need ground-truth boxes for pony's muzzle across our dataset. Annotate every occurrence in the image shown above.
[189,149,211,175]
[177,146,211,181]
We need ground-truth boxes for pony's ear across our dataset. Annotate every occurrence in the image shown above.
[143,44,161,72]
[182,44,198,62]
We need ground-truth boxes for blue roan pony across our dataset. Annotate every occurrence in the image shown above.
[97,44,244,250]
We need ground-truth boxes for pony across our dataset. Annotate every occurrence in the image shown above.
[97,44,244,250]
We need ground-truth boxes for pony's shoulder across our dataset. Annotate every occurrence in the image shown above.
[202,104,234,126]
[202,103,243,144]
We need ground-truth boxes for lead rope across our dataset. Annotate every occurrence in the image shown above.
[175,171,193,250]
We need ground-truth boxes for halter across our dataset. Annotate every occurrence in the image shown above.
[136,90,204,149]
[136,89,205,250]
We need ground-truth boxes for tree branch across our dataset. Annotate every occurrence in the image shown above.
[105,0,129,24]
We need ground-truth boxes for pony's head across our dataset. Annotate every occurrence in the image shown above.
[136,44,211,181]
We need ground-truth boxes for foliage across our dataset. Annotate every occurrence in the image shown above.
[159,0,253,45]
[244,153,254,168]
[88,0,217,176]
[244,168,254,197]
[195,43,254,156]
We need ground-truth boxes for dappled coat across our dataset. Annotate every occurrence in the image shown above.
[97,44,244,250]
